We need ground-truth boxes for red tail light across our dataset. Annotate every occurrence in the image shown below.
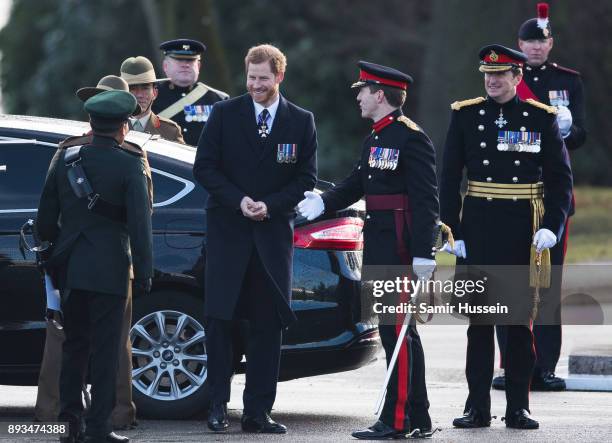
[294,217,364,250]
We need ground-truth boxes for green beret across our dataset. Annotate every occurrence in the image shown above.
[84,90,137,120]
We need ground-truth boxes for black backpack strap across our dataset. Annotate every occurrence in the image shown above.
[63,145,127,223]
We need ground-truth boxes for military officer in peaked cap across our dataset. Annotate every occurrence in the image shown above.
[37,90,153,442]
[440,45,572,430]
[120,56,185,143]
[34,75,152,432]
[152,38,229,145]
[493,2,586,393]
[299,61,440,439]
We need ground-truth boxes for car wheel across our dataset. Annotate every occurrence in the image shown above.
[130,291,208,419]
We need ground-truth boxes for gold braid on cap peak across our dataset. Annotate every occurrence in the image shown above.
[450,97,486,110]
[397,115,421,132]
[526,98,557,114]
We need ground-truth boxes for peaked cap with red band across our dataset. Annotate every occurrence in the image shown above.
[478,44,528,73]
[519,2,553,40]
[351,60,413,90]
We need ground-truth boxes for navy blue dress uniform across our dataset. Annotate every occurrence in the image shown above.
[152,39,229,145]
[321,62,439,438]
[36,91,153,442]
[192,93,317,424]
[440,45,572,429]
[494,3,587,391]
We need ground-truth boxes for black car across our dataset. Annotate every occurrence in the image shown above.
[0,115,378,418]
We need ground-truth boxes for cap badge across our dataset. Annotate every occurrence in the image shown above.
[542,28,549,38]
[182,44,190,50]
[489,51,498,62]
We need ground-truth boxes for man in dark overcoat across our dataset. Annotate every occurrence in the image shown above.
[193,44,317,434]
[440,45,572,430]
[299,61,439,439]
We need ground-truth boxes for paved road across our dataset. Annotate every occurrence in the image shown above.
[1,325,611,442]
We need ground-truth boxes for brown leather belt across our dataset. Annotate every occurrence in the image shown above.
[365,194,412,264]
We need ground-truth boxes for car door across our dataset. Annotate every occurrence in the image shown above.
[0,140,57,369]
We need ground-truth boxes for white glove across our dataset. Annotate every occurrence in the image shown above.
[441,240,467,259]
[556,105,573,138]
[533,228,557,253]
[413,257,436,281]
[297,191,325,221]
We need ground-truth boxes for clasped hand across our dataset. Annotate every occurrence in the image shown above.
[240,196,268,221]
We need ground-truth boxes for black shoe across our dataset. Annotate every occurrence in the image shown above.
[503,409,539,429]
[207,402,229,432]
[492,374,506,390]
[351,420,405,439]
[241,412,287,434]
[82,432,129,443]
[452,408,491,428]
[59,417,84,443]
[531,371,566,391]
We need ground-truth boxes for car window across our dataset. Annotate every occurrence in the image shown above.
[150,168,195,207]
[0,143,56,212]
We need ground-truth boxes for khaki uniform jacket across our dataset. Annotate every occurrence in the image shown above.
[138,112,185,144]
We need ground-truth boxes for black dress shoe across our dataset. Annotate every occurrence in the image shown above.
[351,420,405,440]
[82,432,129,443]
[207,402,229,432]
[492,373,506,390]
[452,408,491,428]
[504,409,539,429]
[531,371,566,391]
[241,412,287,434]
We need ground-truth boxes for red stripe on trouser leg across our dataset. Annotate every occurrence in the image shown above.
[394,317,409,430]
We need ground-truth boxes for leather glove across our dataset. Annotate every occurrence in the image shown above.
[533,228,557,253]
[297,191,325,221]
[413,257,436,281]
[133,278,152,297]
[441,240,467,258]
[556,105,573,138]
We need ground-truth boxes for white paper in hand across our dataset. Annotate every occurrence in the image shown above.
[45,273,62,312]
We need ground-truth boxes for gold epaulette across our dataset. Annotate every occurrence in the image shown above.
[450,97,486,110]
[525,98,557,114]
[397,115,421,132]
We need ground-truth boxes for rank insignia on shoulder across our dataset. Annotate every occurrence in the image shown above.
[183,104,213,122]
[450,97,486,110]
[397,116,421,132]
[525,98,557,114]
[277,143,298,163]
[497,130,541,153]
[369,147,400,170]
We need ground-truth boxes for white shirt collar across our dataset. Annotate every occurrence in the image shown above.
[253,94,280,129]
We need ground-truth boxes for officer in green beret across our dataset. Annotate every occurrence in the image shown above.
[37,90,153,443]
[35,77,151,432]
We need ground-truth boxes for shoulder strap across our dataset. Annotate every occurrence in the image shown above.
[450,97,486,110]
[525,98,557,114]
[396,115,421,132]
[158,82,209,119]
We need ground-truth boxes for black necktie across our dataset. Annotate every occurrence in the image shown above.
[257,109,270,139]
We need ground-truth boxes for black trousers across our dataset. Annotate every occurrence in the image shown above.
[466,324,535,416]
[59,289,126,437]
[378,323,430,432]
[496,218,568,374]
[206,251,282,416]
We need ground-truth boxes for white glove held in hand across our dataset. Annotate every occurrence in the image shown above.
[556,105,573,138]
[441,240,467,259]
[533,228,557,253]
[413,257,436,281]
[297,191,325,221]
